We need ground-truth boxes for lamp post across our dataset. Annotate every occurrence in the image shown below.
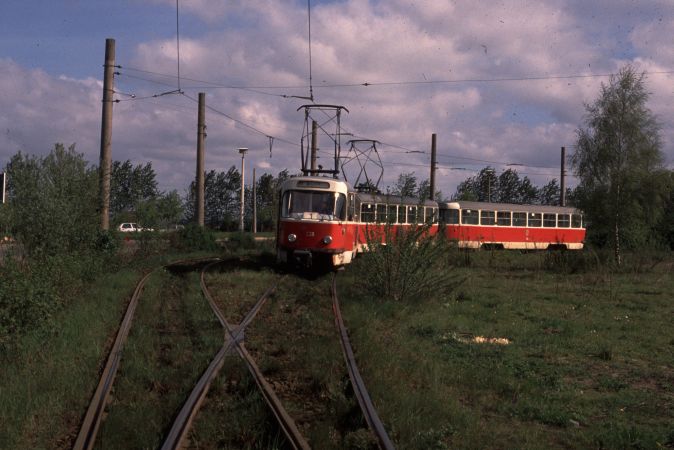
[485,168,495,202]
[238,148,248,232]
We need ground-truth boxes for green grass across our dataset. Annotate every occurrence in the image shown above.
[198,266,371,449]
[189,256,291,449]
[3,247,671,449]
[0,268,141,449]
[338,250,674,449]
[245,273,366,449]
[0,252,225,450]
[94,268,223,449]
[189,356,289,449]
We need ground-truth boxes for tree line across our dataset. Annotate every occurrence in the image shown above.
[452,167,564,205]
[1,65,672,261]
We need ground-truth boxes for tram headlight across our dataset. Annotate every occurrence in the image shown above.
[288,233,297,243]
[322,235,333,244]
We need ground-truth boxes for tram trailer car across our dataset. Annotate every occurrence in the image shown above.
[438,201,586,250]
[276,176,439,268]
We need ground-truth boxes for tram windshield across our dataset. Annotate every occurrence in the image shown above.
[282,190,346,220]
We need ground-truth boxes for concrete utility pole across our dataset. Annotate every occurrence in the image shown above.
[196,93,206,226]
[310,120,318,174]
[560,146,566,206]
[1,172,5,204]
[429,133,437,201]
[252,168,257,234]
[99,38,115,230]
[238,148,248,232]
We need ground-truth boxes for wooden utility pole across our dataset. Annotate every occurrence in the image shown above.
[252,168,257,234]
[310,120,318,174]
[99,38,115,230]
[196,92,206,226]
[429,133,437,201]
[560,146,566,206]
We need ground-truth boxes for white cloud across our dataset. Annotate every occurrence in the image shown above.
[2,0,674,199]
[0,59,100,160]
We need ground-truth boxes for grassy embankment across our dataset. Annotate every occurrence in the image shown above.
[166,249,674,449]
[0,266,142,449]
[0,251,220,449]
[339,250,674,449]
[2,242,671,449]
[93,264,224,449]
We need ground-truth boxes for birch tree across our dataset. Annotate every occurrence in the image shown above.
[572,65,667,264]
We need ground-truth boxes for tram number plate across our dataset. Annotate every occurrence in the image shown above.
[306,232,315,237]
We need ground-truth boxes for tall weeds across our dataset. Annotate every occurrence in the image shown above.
[355,224,463,303]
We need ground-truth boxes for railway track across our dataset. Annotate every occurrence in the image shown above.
[161,261,309,450]
[74,256,394,449]
[72,270,153,450]
[331,273,395,450]
[73,257,222,450]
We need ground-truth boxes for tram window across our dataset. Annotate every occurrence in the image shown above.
[528,213,542,227]
[282,190,345,220]
[461,209,479,225]
[572,214,582,228]
[335,194,346,220]
[361,203,375,223]
[422,207,437,224]
[480,210,496,225]
[407,206,418,224]
[281,192,291,217]
[376,204,387,223]
[427,207,438,224]
[398,205,406,223]
[348,194,355,221]
[441,209,459,224]
[543,213,556,227]
[387,205,398,223]
[513,212,526,226]
[558,214,570,228]
[497,211,511,226]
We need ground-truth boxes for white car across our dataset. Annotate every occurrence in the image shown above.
[118,222,142,232]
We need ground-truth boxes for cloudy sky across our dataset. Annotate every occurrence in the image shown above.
[1,0,673,197]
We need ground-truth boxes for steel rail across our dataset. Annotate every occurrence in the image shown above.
[331,273,396,450]
[73,270,153,450]
[160,340,232,450]
[73,257,222,450]
[161,262,310,450]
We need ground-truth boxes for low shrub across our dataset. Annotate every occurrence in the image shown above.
[136,230,165,256]
[0,259,60,351]
[0,248,116,352]
[542,248,599,273]
[227,232,256,251]
[354,224,464,303]
[175,224,218,251]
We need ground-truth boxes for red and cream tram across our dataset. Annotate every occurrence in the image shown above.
[438,201,585,250]
[276,176,586,268]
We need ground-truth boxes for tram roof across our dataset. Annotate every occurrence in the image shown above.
[438,201,581,215]
[282,175,353,192]
[355,192,437,207]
